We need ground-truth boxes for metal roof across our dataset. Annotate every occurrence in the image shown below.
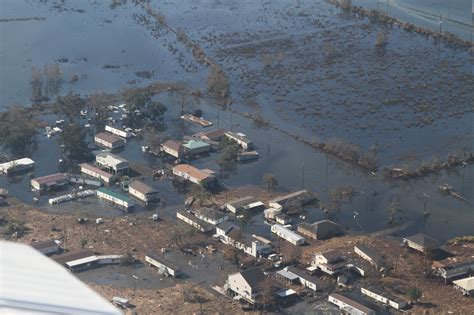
[453,276,474,291]
[0,241,121,315]
[182,140,210,150]
[97,188,134,204]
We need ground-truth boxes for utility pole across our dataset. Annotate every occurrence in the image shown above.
[267,131,272,172]
[301,162,305,189]
[325,154,329,191]
[217,108,220,128]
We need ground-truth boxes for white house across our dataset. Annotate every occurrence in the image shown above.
[271,224,305,246]
[402,233,441,253]
[224,131,253,150]
[277,266,318,291]
[31,173,69,191]
[161,140,183,159]
[453,276,474,296]
[95,153,129,175]
[79,163,115,184]
[268,189,316,211]
[176,211,214,232]
[0,158,35,175]
[145,253,180,277]
[193,208,228,225]
[225,196,262,213]
[361,286,407,310]
[313,250,347,275]
[216,223,271,258]
[224,268,266,303]
[97,188,135,210]
[328,293,376,315]
[105,125,132,138]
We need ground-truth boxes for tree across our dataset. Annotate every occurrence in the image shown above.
[58,123,91,161]
[206,65,229,99]
[216,139,239,177]
[54,92,85,123]
[122,88,167,129]
[406,286,422,303]
[262,173,278,191]
[257,277,277,311]
[89,92,111,131]
[0,105,37,157]
[30,66,44,103]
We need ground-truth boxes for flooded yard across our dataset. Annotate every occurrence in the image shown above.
[0,0,472,242]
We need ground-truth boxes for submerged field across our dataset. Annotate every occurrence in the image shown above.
[0,0,473,240]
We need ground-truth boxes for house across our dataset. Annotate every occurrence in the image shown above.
[30,240,60,255]
[224,267,266,303]
[194,208,228,225]
[94,132,125,150]
[328,293,376,315]
[128,180,158,204]
[0,157,35,175]
[346,258,371,277]
[225,196,263,213]
[271,224,305,246]
[354,244,384,269]
[276,266,319,291]
[194,128,227,141]
[176,211,214,232]
[264,208,281,221]
[31,173,69,191]
[297,220,343,240]
[105,125,132,138]
[53,249,98,272]
[0,241,121,315]
[145,253,181,277]
[182,140,211,155]
[161,140,183,159]
[224,131,253,150]
[275,213,291,225]
[79,163,115,184]
[313,250,347,275]
[361,286,407,310]
[95,153,129,175]
[432,258,474,282]
[453,276,474,296]
[96,255,123,265]
[402,233,441,253]
[172,164,216,186]
[216,223,271,258]
[268,190,317,211]
[97,187,135,210]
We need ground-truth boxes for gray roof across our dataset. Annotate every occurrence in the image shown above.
[286,266,319,284]
[226,196,257,209]
[216,222,236,234]
[30,240,58,250]
[240,267,266,289]
[194,207,227,221]
[53,249,96,265]
[404,233,441,249]
[129,180,157,195]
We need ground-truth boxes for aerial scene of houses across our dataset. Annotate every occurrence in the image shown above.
[0,0,473,314]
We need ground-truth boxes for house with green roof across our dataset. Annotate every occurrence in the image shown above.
[182,140,211,155]
[96,187,135,210]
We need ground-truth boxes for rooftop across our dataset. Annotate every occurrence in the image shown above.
[173,164,215,181]
[162,140,182,152]
[198,128,227,140]
[97,187,134,204]
[329,293,375,314]
[32,173,68,185]
[194,207,227,221]
[404,233,441,249]
[453,276,474,291]
[79,163,114,179]
[129,180,157,195]
[53,249,96,266]
[226,196,258,208]
[95,132,124,144]
[182,140,210,150]
[30,240,58,251]
[239,267,266,289]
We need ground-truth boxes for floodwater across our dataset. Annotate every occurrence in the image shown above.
[0,0,473,242]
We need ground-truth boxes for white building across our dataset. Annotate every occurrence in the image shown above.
[277,266,319,291]
[105,125,132,138]
[328,293,376,315]
[97,187,135,210]
[268,189,315,211]
[0,158,35,175]
[94,132,125,150]
[271,224,305,246]
[176,211,214,232]
[313,250,347,275]
[30,240,60,255]
[225,196,262,213]
[216,223,271,258]
[194,208,228,225]
[31,173,69,191]
[145,253,180,277]
[96,153,129,175]
[361,286,407,310]
[264,208,281,220]
[128,180,158,204]
[224,131,253,150]
[172,164,215,186]
[79,163,115,184]
[224,268,266,303]
[161,140,183,159]
[453,276,474,296]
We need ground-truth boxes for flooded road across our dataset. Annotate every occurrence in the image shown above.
[0,0,472,242]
